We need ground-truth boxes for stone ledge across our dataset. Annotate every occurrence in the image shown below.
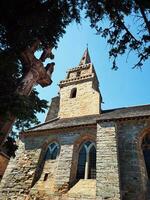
[67,63,91,72]
[59,74,94,87]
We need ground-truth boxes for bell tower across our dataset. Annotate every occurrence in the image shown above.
[58,48,101,118]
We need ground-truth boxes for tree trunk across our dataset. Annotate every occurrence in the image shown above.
[0,42,55,149]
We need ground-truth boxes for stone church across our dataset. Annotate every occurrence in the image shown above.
[1,49,150,200]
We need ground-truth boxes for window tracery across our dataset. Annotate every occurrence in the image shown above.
[45,142,60,160]
[76,141,96,180]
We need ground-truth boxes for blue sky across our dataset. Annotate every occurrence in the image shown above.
[36,19,150,123]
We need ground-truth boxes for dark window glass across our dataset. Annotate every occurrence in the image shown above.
[76,141,96,180]
[50,143,56,149]
[142,134,150,178]
[45,143,60,160]
[85,141,92,147]
[70,88,77,98]
[51,146,59,160]
[45,148,51,160]
[76,146,86,179]
[89,146,96,179]
[43,173,49,181]
[143,134,150,145]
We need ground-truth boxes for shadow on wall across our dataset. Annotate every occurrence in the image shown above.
[31,141,60,187]
[31,145,47,187]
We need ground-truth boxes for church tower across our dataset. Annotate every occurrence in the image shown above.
[58,48,101,118]
[2,48,150,200]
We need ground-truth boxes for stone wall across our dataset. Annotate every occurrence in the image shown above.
[59,81,100,118]
[28,128,96,199]
[55,144,74,188]
[117,119,150,200]
[96,121,121,200]
[67,64,92,79]
[45,96,60,122]
[29,158,59,198]
[1,118,150,200]
[96,119,150,200]
[0,127,96,200]
[0,140,41,200]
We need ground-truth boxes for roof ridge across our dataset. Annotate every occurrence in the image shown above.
[102,104,150,113]
[27,117,60,130]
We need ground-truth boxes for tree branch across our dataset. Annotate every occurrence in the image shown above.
[115,11,139,43]
[135,0,150,35]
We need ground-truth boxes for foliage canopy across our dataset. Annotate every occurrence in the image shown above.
[0,0,80,132]
[0,0,150,136]
[82,0,150,69]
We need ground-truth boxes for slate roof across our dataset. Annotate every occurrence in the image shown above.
[79,48,91,65]
[27,114,100,132]
[99,104,150,121]
[26,104,150,133]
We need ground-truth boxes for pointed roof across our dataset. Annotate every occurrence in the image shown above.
[79,48,91,65]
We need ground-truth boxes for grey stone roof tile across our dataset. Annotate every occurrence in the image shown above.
[99,104,150,121]
[27,114,100,132]
[26,104,150,133]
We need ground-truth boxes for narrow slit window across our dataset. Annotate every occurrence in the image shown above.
[70,88,77,98]
[76,71,81,77]
[43,173,49,181]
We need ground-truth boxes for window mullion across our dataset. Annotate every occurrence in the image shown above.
[84,151,90,179]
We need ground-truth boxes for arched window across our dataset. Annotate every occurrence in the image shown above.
[45,142,60,160]
[76,141,96,180]
[142,134,150,178]
[70,88,77,98]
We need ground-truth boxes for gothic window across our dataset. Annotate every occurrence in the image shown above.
[142,134,150,178]
[70,88,77,98]
[45,142,60,160]
[76,141,96,180]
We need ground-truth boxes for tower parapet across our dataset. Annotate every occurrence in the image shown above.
[58,48,101,118]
